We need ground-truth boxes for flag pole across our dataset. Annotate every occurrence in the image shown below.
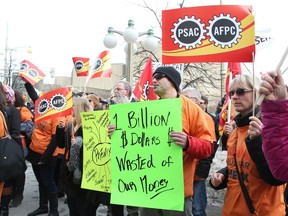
[252,52,255,117]
[257,46,288,106]
[227,72,232,123]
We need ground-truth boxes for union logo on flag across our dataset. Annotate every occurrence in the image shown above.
[162,5,255,64]
[72,57,89,76]
[19,60,46,85]
[34,88,73,124]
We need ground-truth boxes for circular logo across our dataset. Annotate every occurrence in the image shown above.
[20,63,29,71]
[75,60,84,71]
[207,13,242,48]
[93,59,103,71]
[50,94,66,111]
[171,16,206,49]
[28,69,39,77]
[38,99,49,115]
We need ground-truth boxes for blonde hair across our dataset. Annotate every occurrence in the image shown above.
[73,97,93,127]
[229,74,260,103]
[87,94,100,109]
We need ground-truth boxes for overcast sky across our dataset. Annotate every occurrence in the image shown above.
[0,0,287,82]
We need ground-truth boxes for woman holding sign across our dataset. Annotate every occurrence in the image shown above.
[210,74,286,215]
[56,97,93,215]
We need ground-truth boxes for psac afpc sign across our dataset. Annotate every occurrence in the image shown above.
[162,5,255,63]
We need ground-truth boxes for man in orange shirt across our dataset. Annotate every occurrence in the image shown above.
[141,66,215,216]
[108,67,215,216]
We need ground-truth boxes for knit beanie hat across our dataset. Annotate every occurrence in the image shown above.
[153,66,181,92]
[3,85,15,104]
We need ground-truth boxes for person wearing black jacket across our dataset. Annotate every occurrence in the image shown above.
[0,84,22,216]
[23,81,61,216]
[210,74,286,215]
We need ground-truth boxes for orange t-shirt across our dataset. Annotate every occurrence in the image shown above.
[222,126,286,216]
[180,95,215,197]
[0,112,7,192]
[17,106,34,146]
[0,182,4,196]
[30,117,63,156]
[0,111,6,138]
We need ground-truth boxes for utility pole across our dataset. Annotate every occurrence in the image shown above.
[4,23,9,84]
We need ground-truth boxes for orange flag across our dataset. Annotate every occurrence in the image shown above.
[19,60,46,85]
[162,5,255,63]
[89,50,112,80]
[72,57,89,76]
[133,57,158,101]
[34,88,73,124]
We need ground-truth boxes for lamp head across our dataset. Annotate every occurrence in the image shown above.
[123,19,138,43]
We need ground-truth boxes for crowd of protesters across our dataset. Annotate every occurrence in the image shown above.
[0,67,287,216]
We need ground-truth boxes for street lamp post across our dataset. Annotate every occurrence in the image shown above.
[2,23,32,86]
[103,19,159,86]
[4,46,32,86]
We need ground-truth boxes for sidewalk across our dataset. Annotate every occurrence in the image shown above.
[9,162,107,216]
[9,162,222,216]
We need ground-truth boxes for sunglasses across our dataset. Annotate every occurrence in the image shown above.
[228,88,253,98]
[153,73,166,80]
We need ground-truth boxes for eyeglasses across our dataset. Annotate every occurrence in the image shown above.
[153,73,166,80]
[228,88,253,98]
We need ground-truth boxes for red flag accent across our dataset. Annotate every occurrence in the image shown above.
[34,88,73,125]
[89,50,112,80]
[225,62,242,95]
[219,101,228,136]
[133,57,158,101]
[72,57,89,76]
[219,62,241,136]
[19,60,46,85]
[162,5,255,63]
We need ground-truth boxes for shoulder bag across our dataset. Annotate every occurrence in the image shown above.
[0,113,27,182]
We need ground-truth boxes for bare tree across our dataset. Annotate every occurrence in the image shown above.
[131,0,222,111]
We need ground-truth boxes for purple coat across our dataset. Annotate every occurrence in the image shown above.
[261,99,288,182]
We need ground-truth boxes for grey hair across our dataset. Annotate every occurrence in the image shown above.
[182,87,201,100]
[111,95,130,104]
[229,74,260,103]
[116,80,132,97]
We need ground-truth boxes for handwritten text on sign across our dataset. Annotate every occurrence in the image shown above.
[81,110,112,192]
[110,99,184,211]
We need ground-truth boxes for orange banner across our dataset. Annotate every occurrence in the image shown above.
[72,57,90,76]
[19,60,46,85]
[89,50,112,79]
[34,88,73,124]
[162,5,255,63]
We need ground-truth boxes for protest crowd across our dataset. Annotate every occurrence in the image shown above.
[1,4,288,216]
[1,62,288,216]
